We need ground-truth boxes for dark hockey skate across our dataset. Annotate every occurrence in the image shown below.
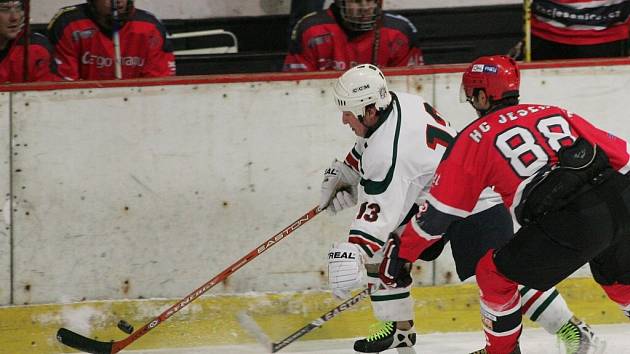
[469,344,521,354]
[556,316,606,354]
[353,321,416,353]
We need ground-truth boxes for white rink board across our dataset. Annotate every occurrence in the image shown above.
[6,63,630,304]
[0,93,10,305]
[9,80,435,304]
[437,65,630,140]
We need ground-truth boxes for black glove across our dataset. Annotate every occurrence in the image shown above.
[417,237,445,261]
[379,234,412,288]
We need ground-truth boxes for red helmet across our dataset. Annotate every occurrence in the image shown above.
[461,55,520,102]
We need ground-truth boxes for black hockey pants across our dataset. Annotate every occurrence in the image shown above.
[494,171,630,290]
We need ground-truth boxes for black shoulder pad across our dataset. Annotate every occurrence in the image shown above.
[47,4,90,45]
[29,33,54,53]
[129,9,173,52]
[129,8,164,27]
[382,12,418,40]
[288,10,336,53]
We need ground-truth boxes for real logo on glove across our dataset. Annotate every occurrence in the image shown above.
[329,251,357,260]
[324,167,338,176]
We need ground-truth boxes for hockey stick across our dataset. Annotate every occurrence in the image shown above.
[57,205,323,354]
[111,0,122,79]
[22,0,30,82]
[238,287,371,353]
[371,0,384,66]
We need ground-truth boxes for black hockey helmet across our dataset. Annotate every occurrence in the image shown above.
[87,0,135,27]
[87,0,135,14]
[334,0,381,31]
[0,0,24,8]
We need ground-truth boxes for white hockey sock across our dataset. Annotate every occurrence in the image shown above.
[367,276,414,322]
[519,285,572,334]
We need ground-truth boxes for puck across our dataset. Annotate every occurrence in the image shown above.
[117,320,134,334]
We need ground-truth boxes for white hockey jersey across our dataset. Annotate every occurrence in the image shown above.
[342,91,456,257]
[342,92,503,257]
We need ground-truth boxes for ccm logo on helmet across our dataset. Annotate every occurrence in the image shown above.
[472,64,498,74]
[328,251,356,260]
[352,84,370,93]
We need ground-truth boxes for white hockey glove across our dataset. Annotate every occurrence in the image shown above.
[328,242,364,300]
[319,159,360,215]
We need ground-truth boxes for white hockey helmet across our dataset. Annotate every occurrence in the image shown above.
[333,64,391,120]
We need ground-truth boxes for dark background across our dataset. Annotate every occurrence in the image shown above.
[35,4,524,75]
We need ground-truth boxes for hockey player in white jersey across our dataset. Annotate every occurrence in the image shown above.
[320,64,603,353]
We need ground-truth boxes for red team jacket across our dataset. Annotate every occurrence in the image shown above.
[0,31,59,83]
[531,0,630,45]
[48,4,175,80]
[399,104,630,261]
[284,6,423,71]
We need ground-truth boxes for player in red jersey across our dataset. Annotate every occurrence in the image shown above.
[378,55,630,354]
[47,0,175,80]
[283,0,423,71]
[0,0,59,83]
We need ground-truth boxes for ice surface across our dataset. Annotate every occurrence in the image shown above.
[112,323,630,353]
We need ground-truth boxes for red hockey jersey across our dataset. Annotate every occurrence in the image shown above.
[397,104,630,261]
[283,6,423,71]
[431,104,630,215]
[48,4,175,80]
[531,0,630,45]
[0,31,59,83]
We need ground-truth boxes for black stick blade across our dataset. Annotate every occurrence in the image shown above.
[56,328,114,354]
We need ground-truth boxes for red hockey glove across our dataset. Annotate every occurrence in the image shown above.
[379,234,412,288]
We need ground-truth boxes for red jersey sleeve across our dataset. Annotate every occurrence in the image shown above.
[0,32,60,83]
[566,110,630,173]
[139,25,176,77]
[48,6,81,81]
[283,46,318,72]
[283,11,334,72]
[29,35,61,82]
[381,14,424,67]
[387,44,423,67]
[54,37,79,80]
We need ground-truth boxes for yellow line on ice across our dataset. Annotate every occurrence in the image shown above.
[0,278,624,354]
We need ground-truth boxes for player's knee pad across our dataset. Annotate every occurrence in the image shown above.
[479,275,523,354]
[476,250,520,311]
[600,283,630,319]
